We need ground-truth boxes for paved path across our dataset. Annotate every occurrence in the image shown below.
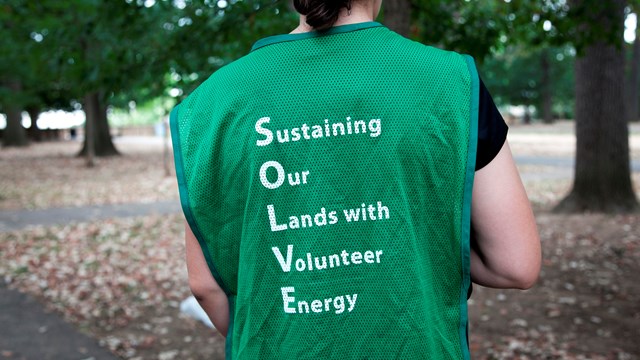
[0,200,180,232]
[0,283,117,360]
[0,201,179,359]
[513,155,640,171]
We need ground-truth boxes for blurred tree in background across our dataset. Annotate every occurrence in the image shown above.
[0,0,295,162]
[627,13,640,123]
[1,1,171,162]
[481,46,575,123]
[0,3,49,147]
[553,0,638,212]
[0,0,577,150]
[164,0,296,98]
[384,0,638,212]
[0,0,638,211]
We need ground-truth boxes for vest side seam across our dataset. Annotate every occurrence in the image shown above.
[225,296,236,360]
[170,104,231,296]
[459,54,479,360]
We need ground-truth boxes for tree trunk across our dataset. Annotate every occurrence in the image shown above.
[3,108,28,147]
[541,50,554,124]
[555,0,637,213]
[523,106,532,125]
[2,81,28,147]
[383,0,411,37]
[626,30,639,123]
[79,91,119,158]
[26,106,43,142]
[83,93,97,167]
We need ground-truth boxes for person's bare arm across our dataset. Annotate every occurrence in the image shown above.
[185,221,230,336]
[470,142,541,289]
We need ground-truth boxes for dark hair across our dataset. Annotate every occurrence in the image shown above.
[293,0,350,31]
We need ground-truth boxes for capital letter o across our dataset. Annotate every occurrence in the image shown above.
[260,161,285,189]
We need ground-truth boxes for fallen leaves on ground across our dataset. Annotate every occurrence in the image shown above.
[1,213,638,359]
[469,213,640,359]
[0,215,225,359]
[0,141,177,210]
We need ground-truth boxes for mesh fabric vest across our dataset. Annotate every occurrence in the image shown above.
[171,22,479,360]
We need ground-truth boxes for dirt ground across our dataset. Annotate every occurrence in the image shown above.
[1,122,639,359]
[469,213,639,359]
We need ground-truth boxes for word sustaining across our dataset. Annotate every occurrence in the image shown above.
[255,116,382,147]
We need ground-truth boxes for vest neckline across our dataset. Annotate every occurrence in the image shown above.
[251,21,384,52]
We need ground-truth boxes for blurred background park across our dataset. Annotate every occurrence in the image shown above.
[1,0,639,359]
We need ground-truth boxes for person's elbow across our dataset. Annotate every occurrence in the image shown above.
[189,276,223,302]
[510,265,540,290]
[506,250,541,290]
[472,237,542,290]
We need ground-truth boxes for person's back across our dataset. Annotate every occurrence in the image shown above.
[172,1,541,359]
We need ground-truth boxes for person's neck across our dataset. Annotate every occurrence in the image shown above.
[290,7,376,34]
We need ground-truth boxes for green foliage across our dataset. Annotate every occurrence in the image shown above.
[165,0,297,98]
[0,0,172,112]
[0,0,299,112]
[409,1,574,60]
[109,98,174,127]
[1,0,634,123]
[402,0,579,118]
[0,2,61,110]
[482,45,575,118]
[565,0,628,54]
[412,0,505,60]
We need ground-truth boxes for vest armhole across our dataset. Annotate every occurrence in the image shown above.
[170,104,231,297]
[459,54,480,360]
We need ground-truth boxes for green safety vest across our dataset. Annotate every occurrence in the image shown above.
[171,22,478,360]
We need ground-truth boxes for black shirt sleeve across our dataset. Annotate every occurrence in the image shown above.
[476,78,508,171]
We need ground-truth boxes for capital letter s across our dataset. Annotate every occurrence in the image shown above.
[256,117,273,146]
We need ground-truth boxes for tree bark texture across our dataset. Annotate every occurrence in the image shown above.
[556,0,637,212]
[523,106,532,125]
[26,106,42,142]
[626,32,639,123]
[2,81,28,147]
[383,0,411,37]
[83,93,97,167]
[79,92,119,158]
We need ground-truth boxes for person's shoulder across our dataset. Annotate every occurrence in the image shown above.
[210,50,263,80]
[377,29,472,83]
[202,52,258,89]
[177,51,260,110]
[379,27,470,65]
